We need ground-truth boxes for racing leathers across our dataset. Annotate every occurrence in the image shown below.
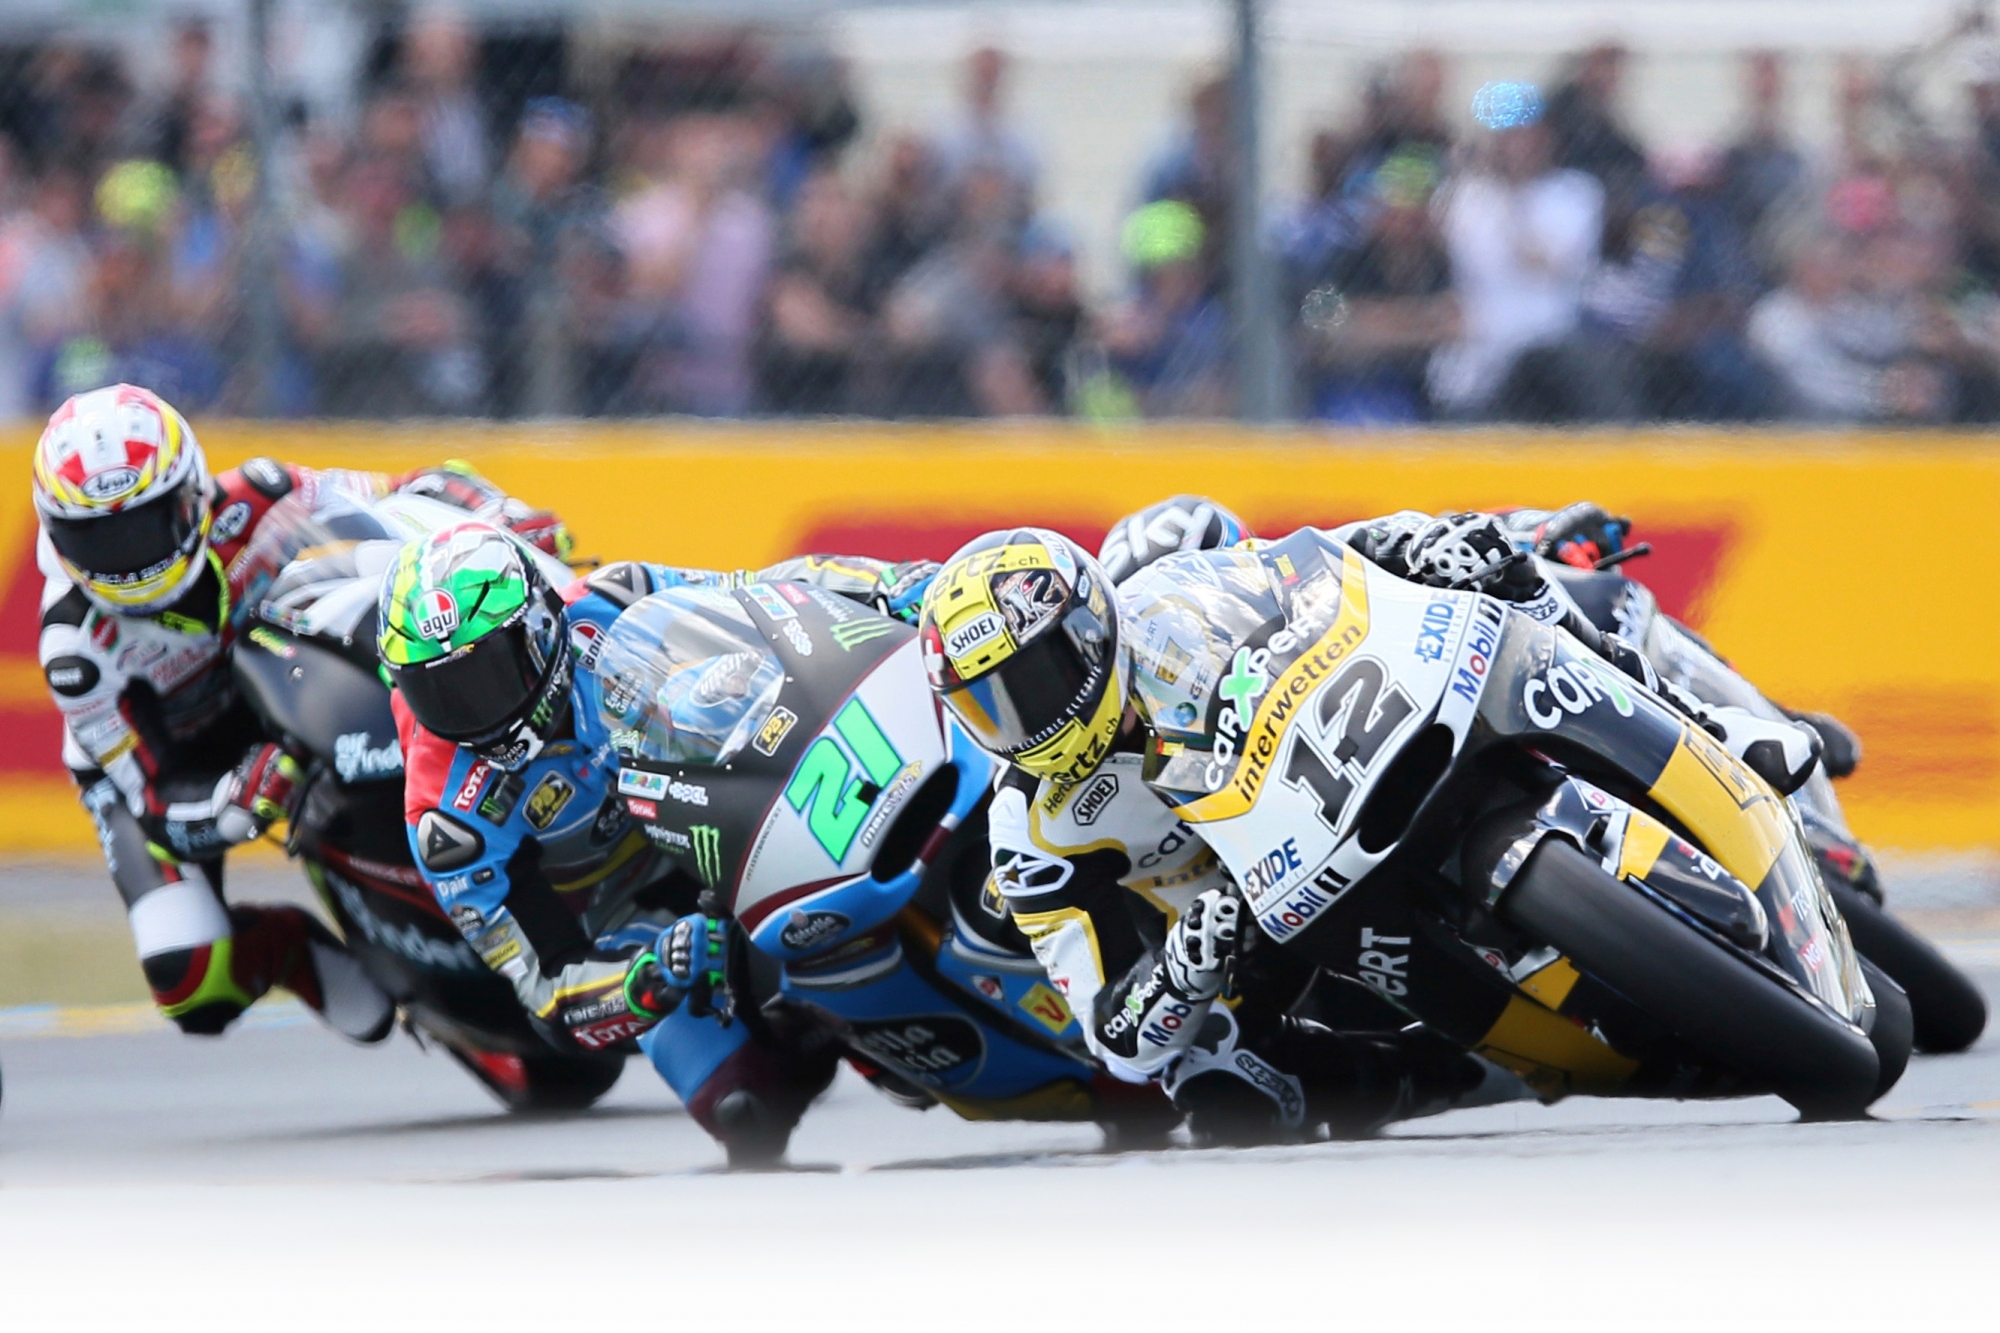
[396,552,935,1157]
[38,458,554,1037]
[994,511,1825,1141]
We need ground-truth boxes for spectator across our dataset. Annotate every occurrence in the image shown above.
[612,111,774,415]
[1720,51,1809,283]
[1581,148,1777,419]
[1303,149,1458,424]
[1546,44,1648,205]
[858,134,954,309]
[1011,218,1088,412]
[491,97,603,415]
[1101,200,1231,417]
[932,46,1040,212]
[757,166,875,414]
[134,19,213,177]
[1430,93,1609,419]
[877,164,1043,417]
[405,7,492,208]
[319,153,482,416]
[1745,236,1956,421]
[1139,74,1234,289]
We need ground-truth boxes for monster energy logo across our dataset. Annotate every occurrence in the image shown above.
[830,620,897,650]
[691,824,723,887]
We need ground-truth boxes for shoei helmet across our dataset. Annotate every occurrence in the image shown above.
[32,385,212,611]
[920,528,1123,784]
[1097,494,1253,585]
[378,522,572,771]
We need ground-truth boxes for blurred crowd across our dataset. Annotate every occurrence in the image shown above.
[6,11,2000,425]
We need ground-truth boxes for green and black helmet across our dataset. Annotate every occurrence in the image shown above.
[378,522,572,770]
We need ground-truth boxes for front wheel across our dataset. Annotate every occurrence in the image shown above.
[1501,839,1880,1116]
[1825,877,1987,1054]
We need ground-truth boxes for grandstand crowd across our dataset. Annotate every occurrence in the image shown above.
[3,11,2000,424]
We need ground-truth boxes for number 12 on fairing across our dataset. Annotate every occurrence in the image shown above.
[784,699,904,861]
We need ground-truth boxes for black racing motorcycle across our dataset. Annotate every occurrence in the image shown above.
[1144,529,1910,1117]
[228,493,625,1111]
[1547,558,1988,1055]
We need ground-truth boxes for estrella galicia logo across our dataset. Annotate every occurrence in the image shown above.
[830,619,896,651]
[690,824,723,887]
[779,909,850,952]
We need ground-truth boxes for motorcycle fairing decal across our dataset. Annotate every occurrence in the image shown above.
[1646,725,1789,892]
[1171,547,1374,823]
[1474,993,1639,1096]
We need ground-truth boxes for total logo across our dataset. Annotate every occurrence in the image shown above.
[415,588,459,641]
[1521,658,1635,730]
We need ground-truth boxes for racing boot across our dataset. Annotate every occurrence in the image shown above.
[228,905,396,1043]
[1696,702,1823,796]
[1163,1008,1313,1147]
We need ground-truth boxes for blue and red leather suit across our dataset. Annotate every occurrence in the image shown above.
[395,556,913,1145]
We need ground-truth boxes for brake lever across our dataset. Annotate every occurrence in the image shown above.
[1592,541,1652,571]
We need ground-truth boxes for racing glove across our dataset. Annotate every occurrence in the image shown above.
[873,560,940,625]
[623,914,732,1023]
[1527,502,1633,570]
[1405,513,1542,600]
[1163,888,1241,1003]
[146,743,302,860]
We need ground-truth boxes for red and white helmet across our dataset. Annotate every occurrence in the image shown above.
[31,384,212,611]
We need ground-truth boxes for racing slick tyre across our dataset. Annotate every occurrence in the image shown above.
[1825,877,1987,1054]
[444,1041,626,1112]
[1860,958,1912,1104]
[1500,840,1880,1117]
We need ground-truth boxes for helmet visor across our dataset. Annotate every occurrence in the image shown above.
[941,605,1114,757]
[393,618,549,744]
[43,480,205,585]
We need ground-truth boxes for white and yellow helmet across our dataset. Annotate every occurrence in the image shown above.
[919,527,1124,785]
[32,384,212,611]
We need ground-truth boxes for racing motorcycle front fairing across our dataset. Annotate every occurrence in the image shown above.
[1457,613,1870,1031]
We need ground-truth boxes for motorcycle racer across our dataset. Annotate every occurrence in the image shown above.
[379,523,936,1162]
[31,384,569,1041]
[920,515,1823,1141]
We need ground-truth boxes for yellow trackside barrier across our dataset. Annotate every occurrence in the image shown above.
[1,422,1997,850]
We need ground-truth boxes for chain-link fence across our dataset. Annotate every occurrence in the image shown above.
[2,1,1999,425]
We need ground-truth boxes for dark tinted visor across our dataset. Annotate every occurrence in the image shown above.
[943,605,1112,755]
[44,482,204,580]
[394,620,544,744]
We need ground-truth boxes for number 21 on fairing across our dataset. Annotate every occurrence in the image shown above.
[784,699,904,862]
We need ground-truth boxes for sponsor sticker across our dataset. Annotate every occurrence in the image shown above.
[1521,658,1635,729]
[944,611,1006,660]
[625,797,658,820]
[618,768,668,799]
[414,588,459,641]
[523,772,576,830]
[779,909,851,952]
[80,467,141,501]
[779,619,814,656]
[1017,982,1073,1034]
[208,500,253,544]
[666,778,709,807]
[1414,596,1456,663]
[1069,772,1119,826]
[753,706,798,757]
[745,583,797,623]
[830,619,896,650]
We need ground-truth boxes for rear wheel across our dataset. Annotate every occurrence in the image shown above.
[1501,840,1880,1116]
[1825,877,1987,1054]
[444,1041,626,1112]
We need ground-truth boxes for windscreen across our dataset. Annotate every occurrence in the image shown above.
[596,587,785,767]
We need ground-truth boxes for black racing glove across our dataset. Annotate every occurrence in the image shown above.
[1528,502,1633,570]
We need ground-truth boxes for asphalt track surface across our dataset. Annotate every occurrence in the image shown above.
[3,861,1999,1328]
